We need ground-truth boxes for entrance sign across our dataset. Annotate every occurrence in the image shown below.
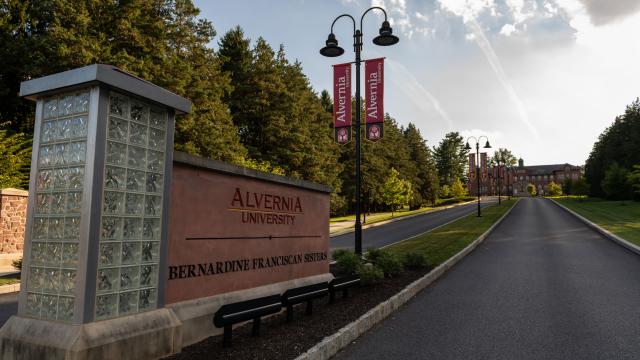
[333,63,352,144]
[365,58,384,141]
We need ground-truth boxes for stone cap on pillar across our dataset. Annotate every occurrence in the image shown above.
[19,64,191,114]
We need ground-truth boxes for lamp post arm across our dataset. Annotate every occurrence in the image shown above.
[330,14,357,35]
[360,6,389,33]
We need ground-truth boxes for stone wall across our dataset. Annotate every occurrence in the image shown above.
[0,188,28,255]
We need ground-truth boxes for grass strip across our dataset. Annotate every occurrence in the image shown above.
[386,199,517,267]
[556,198,640,246]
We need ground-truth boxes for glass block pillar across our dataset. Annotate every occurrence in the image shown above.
[19,79,178,325]
[25,90,90,322]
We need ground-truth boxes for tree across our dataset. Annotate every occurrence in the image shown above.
[627,165,640,201]
[403,123,439,207]
[562,178,574,195]
[490,148,517,167]
[601,162,632,200]
[380,168,412,216]
[433,132,469,186]
[450,178,467,198]
[438,185,451,199]
[548,181,562,196]
[0,130,32,189]
[572,178,589,201]
[527,183,537,196]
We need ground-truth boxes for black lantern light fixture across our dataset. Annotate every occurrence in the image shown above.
[320,7,399,256]
[466,136,491,217]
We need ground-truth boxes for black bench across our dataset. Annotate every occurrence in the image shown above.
[281,282,329,322]
[329,275,360,303]
[213,294,282,347]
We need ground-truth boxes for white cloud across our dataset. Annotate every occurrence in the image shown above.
[415,11,428,22]
[371,0,414,38]
[499,23,517,36]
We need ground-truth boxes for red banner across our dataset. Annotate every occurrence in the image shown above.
[480,153,487,179]
[365,58,384,141]
[333,63,352,144]
[469,154,476,179]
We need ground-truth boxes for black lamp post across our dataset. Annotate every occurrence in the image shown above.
[320,7,399,256]
[496,157,502,205]
[465,136,491,217]
[505,165,513,201]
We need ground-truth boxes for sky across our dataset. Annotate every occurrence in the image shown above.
[193,0,640,166]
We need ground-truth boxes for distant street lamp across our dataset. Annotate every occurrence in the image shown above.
[505,165,514,201]
[465,136,491,217]
[320,7,399,256]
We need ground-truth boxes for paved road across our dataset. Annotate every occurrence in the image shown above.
[335,197,640,360]
[0,292,18,327]
[331,199,497,250]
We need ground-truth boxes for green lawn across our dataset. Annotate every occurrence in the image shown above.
[0,275,20,286]
[556,198,640,246]
[386,199,517,267]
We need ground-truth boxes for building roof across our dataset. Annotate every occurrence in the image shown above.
[518,163,581,175]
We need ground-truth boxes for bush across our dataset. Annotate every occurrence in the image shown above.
[331,249,360,275]
[403,252,430,269]
[364,247,384,264]
[527,183,537,196]
[356,263,384,285]
[548,181,562,196]
[11,257,22,271]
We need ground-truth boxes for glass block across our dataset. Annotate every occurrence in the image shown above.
[58,296,74,321]
[119,291,138,315]
[60,269,76,294]
[148,128,165,150]
[123,218,142,239]
[50,192,66,214]
[128,122,147,146]
[66,141,86,165]
[42,294,58,320]
[35,194,51,214]
[37,169,53,191]
[38,145,53,167]
[75,92,90,113]
[139,288,157,310]
[146,172,163,193]
[62,243,79,266]
[66,192,82,214]
[106,141,127,166]
[44,98,58,119]
[103,191,124,215]
[64,216,81,241]
[130,101,148,123]
[144,195,162,216]
[31,242,45,265]
[122,242,141,265]
[100,243,120,266]
[97,268,118,292]
[143,218,160,240]
[101,217,122,240]
[46,242,62,265]
[29,266,44,290]
[48,217,64,239]
[108,116,128,140]
[120,266,139,290]
[147,150,164,172]
[26,293,41,316]
[140,265,158,287]
[44,268,60,292]
[149,109,166,128]
[41,121,54,143]
[33,217,48,239]
[53,168,68,190]
[96,294,117,320]
[53,143,66,166]
[109,94,129,118]
[105,166,126,190]
[125,193,144,215]
[69,115,88,138]
[127,146,146,169]
[126,169,145,192]
[60,95,74,116]
[141,242,159,263]
[57,118,71,140]
[67,167,84,190]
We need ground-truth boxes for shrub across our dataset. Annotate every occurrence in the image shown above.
[331,249,360,275]
[403,252,430,269]
[11,257,22,271]
[364,247,384,264]
[527,183,537,196]
[548,181,562,196]
[356,263,384,285]
[374,251,404,277]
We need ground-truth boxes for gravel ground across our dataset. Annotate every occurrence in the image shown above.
[164,268,429,360]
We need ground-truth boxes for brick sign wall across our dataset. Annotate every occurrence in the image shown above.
[0,188,28,254]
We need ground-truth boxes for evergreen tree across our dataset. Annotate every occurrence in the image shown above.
[433,132,469,186]
[403,123,439,206]
[0,130,32,189]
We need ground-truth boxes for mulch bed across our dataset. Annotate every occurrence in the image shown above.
[164,268,430,360]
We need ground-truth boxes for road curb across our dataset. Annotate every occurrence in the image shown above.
[0,282,20,295]
[550,199,640,255]
[330,200,478,237]
[296,199,518,360]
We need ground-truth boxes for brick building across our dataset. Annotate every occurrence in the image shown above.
[468,158,584,196]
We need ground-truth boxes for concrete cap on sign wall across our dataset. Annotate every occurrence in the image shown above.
[19,64,191,114]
